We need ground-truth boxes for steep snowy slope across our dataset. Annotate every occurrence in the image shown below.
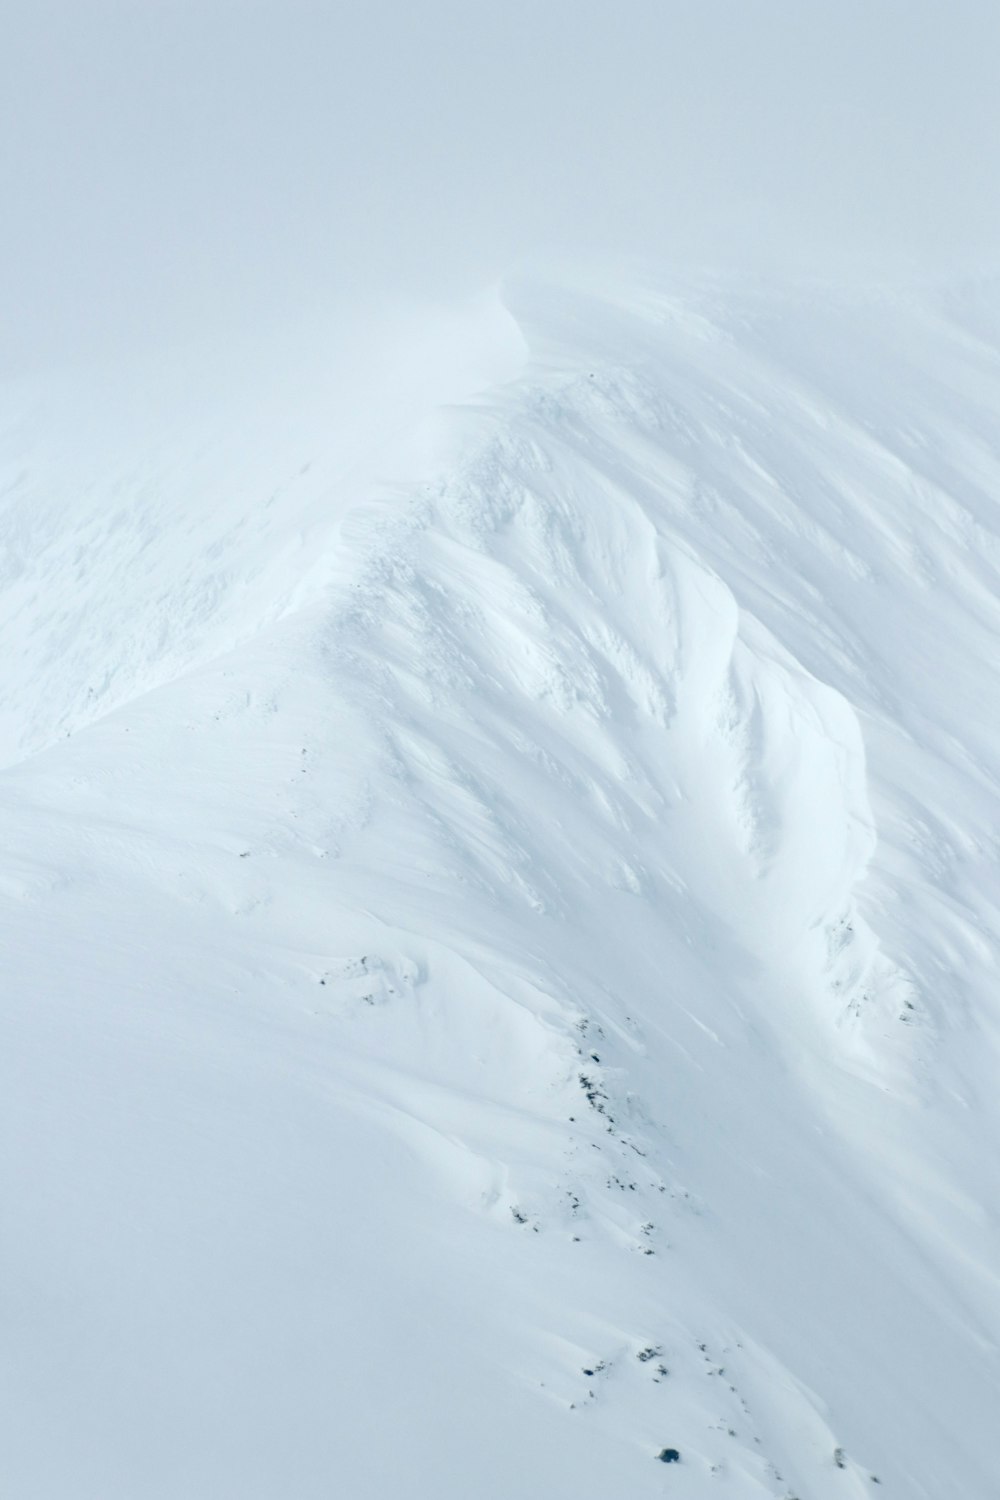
[4,273,1000,1499]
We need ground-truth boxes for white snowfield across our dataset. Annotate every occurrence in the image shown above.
[3,271,1000,1498]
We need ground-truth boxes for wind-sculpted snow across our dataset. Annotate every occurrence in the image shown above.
[3,275,1000,1497]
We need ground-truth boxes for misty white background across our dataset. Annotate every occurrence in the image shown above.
[4,0,1000,372]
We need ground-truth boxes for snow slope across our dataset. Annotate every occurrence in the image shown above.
[3,271,1000,1498]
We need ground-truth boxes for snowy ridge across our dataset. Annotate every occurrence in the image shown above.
[0,299,526,765]
[4,273,1000,1497]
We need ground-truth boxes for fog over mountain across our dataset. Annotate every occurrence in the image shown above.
[3,7,1000,1499]
[5,0,1000,365]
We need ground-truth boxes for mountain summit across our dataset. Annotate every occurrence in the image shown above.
[4,271,1000,1498]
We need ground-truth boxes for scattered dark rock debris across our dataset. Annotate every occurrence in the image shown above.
[579,1073,609,1114]
[637,1346,661,1363]
[834,1447,846,1469]
[511,1207,528,1224]
[656,1448,681,1464]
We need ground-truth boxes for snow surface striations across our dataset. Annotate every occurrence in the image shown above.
[4,273,1000,1497]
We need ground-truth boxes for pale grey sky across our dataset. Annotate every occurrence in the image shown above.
[3,1,999,367]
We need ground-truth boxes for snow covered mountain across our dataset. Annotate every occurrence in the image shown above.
[4,270,1000,1498]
